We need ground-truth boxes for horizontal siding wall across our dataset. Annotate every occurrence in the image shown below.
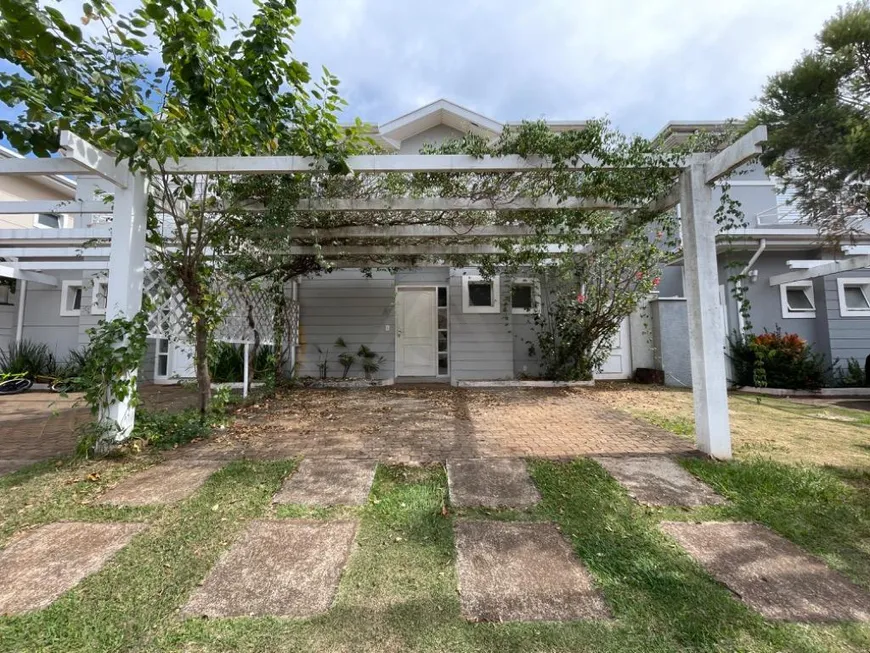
[449,269,513,380]
[512,312,539,377]
[823,271,870,369]
[20,271,84,361]
[0,300,15,350]
[297,270,396,380]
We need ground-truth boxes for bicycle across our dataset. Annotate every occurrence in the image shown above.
[0,371,34,395]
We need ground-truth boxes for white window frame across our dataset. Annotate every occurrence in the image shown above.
[90,278,108,315]
[461,274,500,314]
[511,277,541,314]
[154,338,171,380]
[59,280,83,317]
[837,277,870,317]
[33,213,61,229]
[779,281,816,319]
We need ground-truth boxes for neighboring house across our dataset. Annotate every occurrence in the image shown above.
[652,123,870,387]
[2,100,868,385]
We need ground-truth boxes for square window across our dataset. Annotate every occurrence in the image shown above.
[461,275,500,313]
[511,278,540,314]
[60,280,84,317]
[34,213,60,229]
[838,278,870,316]
[468,281,492,307]
[780,282,815,319]
[844,286,870,310]
[512,285,533,310]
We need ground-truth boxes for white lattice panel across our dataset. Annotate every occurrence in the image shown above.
[143,267,298,347]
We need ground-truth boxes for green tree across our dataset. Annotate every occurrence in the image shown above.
[751,1,870,236]
[0,0,357,414]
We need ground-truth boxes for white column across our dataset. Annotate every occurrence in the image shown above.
[680,163,732,459]
[243,342,250,398]
[15,279,26,342]
[102,171,149,440]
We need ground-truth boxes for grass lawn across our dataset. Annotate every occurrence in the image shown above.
[589,383,870,470]
[1,452,869,652]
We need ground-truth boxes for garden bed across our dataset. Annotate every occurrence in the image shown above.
[454,379,595,388]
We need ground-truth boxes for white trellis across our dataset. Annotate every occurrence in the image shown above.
[142,267,299,395]
[0,125,770,455]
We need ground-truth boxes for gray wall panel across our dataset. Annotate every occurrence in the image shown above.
[297,270,395,380]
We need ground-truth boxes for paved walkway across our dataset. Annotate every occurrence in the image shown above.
[182,386,691,463]
[0,385,200,474]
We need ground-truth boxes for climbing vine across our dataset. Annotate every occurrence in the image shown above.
[77,305,150,451]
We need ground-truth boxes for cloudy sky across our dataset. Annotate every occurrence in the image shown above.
[2,0,845,140]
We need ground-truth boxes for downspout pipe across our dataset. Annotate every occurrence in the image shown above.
[15,279,26,343]
[736,238,766,334]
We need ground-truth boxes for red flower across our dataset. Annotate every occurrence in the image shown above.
[653,277,661,287]
[576,294,586,303]
[635,271,644,280]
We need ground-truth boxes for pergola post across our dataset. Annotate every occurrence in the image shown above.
[680,162,732,458]
[102,171,149,440]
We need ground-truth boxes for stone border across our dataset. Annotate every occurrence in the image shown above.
[735,386,870,398]
[299,377,395,389]
[454,379,595,388]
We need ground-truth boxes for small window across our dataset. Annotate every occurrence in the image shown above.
[34,213,60,229]
[461,275,500,314]
[837,278,870,317]
[91,279,108,315]
[60,280,83,317]
[780,282,815,319]
[156,338,170,378]
[511,278,540,314]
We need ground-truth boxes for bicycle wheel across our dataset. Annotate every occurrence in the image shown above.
[49,380,75,394]
[0,377,33,395]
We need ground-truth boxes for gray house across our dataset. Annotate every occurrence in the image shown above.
[652,123,870,386]
[1,100,868,386]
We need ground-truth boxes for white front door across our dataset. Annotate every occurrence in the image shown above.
[396,289,437,376]
[595,318,632,380]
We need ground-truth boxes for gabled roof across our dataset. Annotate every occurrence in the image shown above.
[377,99,503,148]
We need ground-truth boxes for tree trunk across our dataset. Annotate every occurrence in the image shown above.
[194,316,211,415]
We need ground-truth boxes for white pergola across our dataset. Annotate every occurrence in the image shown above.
[0,126,770,457]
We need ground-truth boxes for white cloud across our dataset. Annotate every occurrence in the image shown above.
[31,0,846,136]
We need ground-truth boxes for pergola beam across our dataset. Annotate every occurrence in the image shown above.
[769,255,870,285]
[285,225,560,239]
[286,197,639,211]
[0,264,59,286]
[704,125,768,184]
[282,244,514,256]
[0,247,112,258]
[4,260,109,270]
[0,157,86,177]
[0,200,111,215]
[59,131,129,188]
[160,153,695,175]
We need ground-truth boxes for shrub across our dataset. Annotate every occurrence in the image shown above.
[834,358,865,388]
[131,408,216,448]
[208,342,274,383]
[729,329,830,390]
[0,339,56,378]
